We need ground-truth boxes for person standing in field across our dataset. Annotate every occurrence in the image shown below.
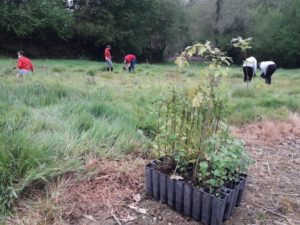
[242,56,257,82]
[104,45,113,72]
[259,61,277,85]
[16,51,34,77]
[124,54,136,72]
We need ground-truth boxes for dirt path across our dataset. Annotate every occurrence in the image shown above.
[8,118,300,225]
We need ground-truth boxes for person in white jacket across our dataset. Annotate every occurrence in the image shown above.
[242,56,257,82]
[258,61,277,85]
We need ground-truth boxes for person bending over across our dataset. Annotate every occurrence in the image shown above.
[242,56,257,82]
[259,61,277,85]
[16,51,33,77]
[124,54,136,72]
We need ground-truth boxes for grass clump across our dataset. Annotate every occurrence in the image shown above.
[52,66,66,73]
[0,82,69,107]
[86,69,97,76]
[0,132,79,216]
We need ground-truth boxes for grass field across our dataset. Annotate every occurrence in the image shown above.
[1,58,300,218]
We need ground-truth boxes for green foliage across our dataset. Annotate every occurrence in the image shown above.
[231,36,253,90]
[157,42,251,192]
[200,130,252,190]
[0,0,72,38]
[250,0,300,67]
[231,37,252,53]
[0,0,299,66]
[0,0,189,61]
[176,41,232,68]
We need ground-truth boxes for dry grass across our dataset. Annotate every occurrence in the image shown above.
[232,113,300,146]
[6,179,69,225]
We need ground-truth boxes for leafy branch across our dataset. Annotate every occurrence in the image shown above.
[231,37,253,90]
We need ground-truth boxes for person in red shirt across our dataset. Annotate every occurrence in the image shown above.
[16,51,34,77]
[104,45,113,72]
[124,54,136,72]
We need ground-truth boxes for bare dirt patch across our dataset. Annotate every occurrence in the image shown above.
[59,158,146,225]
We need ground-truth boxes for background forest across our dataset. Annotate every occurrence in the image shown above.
[0,0,299,67]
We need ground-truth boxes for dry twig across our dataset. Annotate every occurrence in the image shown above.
[248,200,300,225]
[111,212,122,225]
[271,192,300,197]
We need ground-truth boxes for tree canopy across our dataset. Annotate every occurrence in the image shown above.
[0,0,299,67]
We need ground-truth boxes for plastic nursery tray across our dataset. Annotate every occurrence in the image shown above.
[145,160,247,225]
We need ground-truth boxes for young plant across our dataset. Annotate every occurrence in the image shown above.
[231,36,253,89]
[154,40,252,193]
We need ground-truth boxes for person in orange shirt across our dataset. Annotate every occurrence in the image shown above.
[16,51,34,77]
[104,45,113,72]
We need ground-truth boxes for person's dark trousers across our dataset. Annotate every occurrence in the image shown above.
[243,66,254,82]
[129,60,136,72]
[265,64,277,85]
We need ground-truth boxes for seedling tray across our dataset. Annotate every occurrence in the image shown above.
[145,161,247,225]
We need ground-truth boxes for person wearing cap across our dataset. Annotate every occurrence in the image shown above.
[242,56,257,82]
[104,45,113,72]
[124,54,136,72]
[258,61,277,85]
[16,51,34,77]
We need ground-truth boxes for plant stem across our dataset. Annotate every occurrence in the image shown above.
[244,51,249,91]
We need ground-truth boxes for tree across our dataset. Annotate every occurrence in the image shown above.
[250,0,300,67]
[0,0,72,56]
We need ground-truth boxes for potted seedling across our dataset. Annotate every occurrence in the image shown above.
[145,41,252,225]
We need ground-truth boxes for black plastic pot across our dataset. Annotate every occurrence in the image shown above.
[183,184,193,217]
[236,174,247,207]
[232,180,241,212]
[167,177,175,209]
[192,187,202,221]
[159,172,167,204]
[175,180,184,212]
[201,189,212,225]
[221,187,234,220]
[145,163,153,195]
[224,180,240,216]
[152,169,160,200]
[211,194,227,225]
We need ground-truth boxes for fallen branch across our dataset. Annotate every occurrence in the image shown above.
[248,200,300,225]
[111,212,122,225]
[274,221,290,225]
[271,192,300,197]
